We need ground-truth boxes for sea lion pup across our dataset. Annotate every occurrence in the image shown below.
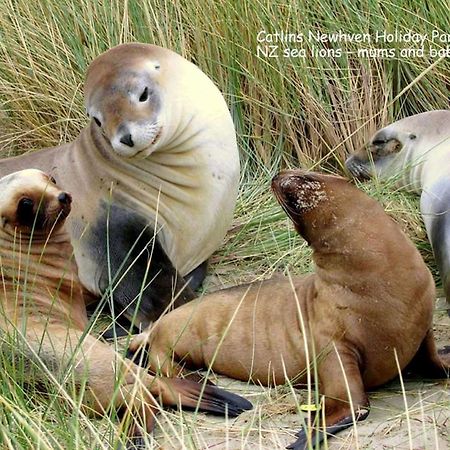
[0,169,251,445]
[128,170,450,449]
[0,43,240,332]
[345,110,450,315]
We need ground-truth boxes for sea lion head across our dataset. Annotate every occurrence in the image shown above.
[272,170,332,240]
[85,43,164,158]
[0,169,72,236]
[271,169,365,246]
[345,110,450,181]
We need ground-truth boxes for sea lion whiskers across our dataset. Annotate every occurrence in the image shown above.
[0,43,240,334]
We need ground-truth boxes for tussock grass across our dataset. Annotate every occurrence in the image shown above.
[0,0,449,448]
[0,0,448,167]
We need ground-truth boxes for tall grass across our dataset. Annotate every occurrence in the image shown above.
[0,0,448,449]
[0,0,448,171]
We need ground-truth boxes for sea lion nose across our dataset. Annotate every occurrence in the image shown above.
[119,133,134,147]
[58,192,72,205]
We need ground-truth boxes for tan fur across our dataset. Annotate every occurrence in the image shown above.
[130,170,450,446]
[0,43,239,297]
[0,169,250,444]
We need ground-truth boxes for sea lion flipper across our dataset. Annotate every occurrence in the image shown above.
[406,329,450,378]
[286,347,370,449]
[157,378,252,417]
[286,407,370,450]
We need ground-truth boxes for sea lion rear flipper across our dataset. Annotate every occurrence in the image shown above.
[156,377,252,417]
[406,329,450,378]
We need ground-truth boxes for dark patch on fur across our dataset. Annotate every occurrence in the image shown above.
[185,260,208,291]
[90,201,196,333]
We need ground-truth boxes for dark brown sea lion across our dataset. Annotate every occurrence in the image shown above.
[0,169,251,447]
[0,43,240,333]
[128,169,449,449]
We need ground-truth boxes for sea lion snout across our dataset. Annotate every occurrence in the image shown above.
[345,132,403,180]
[0,169,72,234]
[58,192,72,205]
[272,170,328,217]
[345,153,372,180]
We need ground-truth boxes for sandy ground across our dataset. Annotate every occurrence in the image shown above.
[150,303,449,450]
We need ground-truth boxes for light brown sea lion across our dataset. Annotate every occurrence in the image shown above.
[128,169,450,449]
[345,110,450,315]
[0,43,240,333]
[0,169,251,447]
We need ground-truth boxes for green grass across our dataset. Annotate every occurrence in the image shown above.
[0,0,448,448]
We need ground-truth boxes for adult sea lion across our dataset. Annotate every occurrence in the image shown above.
[345,110,450,314]
[128,170,450,449]
[0,43,240,331]
[0,169,251,446]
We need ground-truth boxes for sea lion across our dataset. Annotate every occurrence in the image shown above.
[128,170,450,449]
[0,169,251,446]
[345,110,450,314]
[0,43,240,331]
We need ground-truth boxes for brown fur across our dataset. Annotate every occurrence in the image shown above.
[0,169,250,446]
[129,169,450,448]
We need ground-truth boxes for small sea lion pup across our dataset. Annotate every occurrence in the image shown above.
[0,43,240,332]
[128,170,450,449]
[345,110,450,314]
[0,169,251,446]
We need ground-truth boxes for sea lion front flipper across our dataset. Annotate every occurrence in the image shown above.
[287,347,370,450]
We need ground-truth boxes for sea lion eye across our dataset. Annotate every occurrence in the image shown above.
[17,198,34,219]
[50,176,56,184]
[93,117,102,127]
[139,87,149,102]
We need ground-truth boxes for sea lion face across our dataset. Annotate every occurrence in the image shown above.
[0,169,72,235]
[345,111,450,180]
[85,45,163,158]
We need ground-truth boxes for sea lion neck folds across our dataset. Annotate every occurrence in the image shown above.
[0,43,240,331]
